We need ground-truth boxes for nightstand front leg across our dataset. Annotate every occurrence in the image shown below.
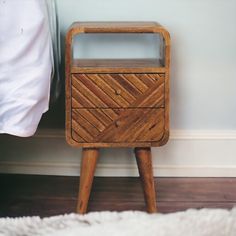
[134,147,157,213]
[77,148,99,214]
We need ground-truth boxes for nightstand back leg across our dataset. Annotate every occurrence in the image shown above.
[134,147,157,213]
[77,148,99,214]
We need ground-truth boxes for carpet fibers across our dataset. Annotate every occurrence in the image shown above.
[0,208,236,236]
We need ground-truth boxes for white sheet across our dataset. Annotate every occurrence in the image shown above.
[0,0,53,137]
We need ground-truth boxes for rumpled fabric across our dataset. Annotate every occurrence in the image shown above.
[0,0,53,137]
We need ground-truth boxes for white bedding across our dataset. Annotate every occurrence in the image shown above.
[0,0,53,137]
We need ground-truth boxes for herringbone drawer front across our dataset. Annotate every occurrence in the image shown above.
[71,73,165,108]
[71,108,165,143]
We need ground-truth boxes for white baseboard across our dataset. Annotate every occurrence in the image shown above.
[0,129,236,177]
[1,161,236,177]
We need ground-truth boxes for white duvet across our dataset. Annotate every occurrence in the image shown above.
[0,0,53,137]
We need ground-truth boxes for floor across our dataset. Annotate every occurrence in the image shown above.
[0,174,236,217]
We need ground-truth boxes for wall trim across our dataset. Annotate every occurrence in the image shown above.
[0,161,236,177]
[170,130,236,140]
[34,129,236,140]
[1,129,236,177]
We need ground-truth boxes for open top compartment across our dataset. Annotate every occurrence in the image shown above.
[66,22,170,74]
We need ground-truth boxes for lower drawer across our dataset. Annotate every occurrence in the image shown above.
[71,108,165,144]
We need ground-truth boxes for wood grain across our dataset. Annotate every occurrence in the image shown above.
[72,73,165,108]
[65,21,170,148]
[65,22,171,213]
[71,108,165,144]
[71,59,165,73]
[135,148,157,213]
[68,22,165,34]
[77,148,99,214]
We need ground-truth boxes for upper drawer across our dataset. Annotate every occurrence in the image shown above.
[71,73,165,108]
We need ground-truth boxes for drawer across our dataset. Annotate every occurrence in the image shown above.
[71,108,165,143]
[71,73,165,108]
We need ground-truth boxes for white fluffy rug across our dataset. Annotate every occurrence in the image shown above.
[1,208,236,236]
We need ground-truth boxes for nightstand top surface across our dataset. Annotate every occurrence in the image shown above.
[68,21,168,34]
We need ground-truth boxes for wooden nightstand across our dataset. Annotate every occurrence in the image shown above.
[65,22,170,214]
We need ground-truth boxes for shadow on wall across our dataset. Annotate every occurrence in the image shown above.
[39,31,67,129]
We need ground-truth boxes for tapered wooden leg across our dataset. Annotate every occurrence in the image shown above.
[77,148,99,214]
[134,147,157,213]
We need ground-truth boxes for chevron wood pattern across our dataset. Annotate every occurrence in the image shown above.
[71,73,165,108]
[66,21,171,214]
[71,108,165,143]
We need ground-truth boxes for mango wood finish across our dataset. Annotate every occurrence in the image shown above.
[135,147,157,213]
[68,22,167,34]
[72,59,165,73]
[77,148,99,214]
[72,108,165,144]
[65,22,171,213]
[66,22,170,147]
[72,73,165,108]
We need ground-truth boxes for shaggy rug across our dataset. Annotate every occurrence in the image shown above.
[0,208,236,236]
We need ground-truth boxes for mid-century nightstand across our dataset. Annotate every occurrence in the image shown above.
[65,22,170,214]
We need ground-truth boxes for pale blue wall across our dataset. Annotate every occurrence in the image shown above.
[57,0,236,130]
[1,0,236,177]
[73,34,161,59]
